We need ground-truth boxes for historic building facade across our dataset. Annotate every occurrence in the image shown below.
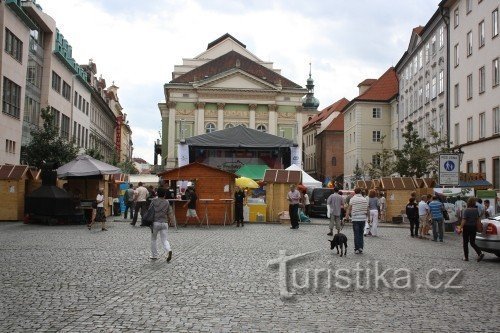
[158,34,314,169]
[396,10,448,150]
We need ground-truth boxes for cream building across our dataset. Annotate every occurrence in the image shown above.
[158,34,313,169]
[441,0,500,189]
[343,68,398,189]
[396,9,448,149]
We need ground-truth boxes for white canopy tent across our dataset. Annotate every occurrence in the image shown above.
[285,164,322,188]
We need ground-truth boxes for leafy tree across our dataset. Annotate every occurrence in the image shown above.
[85,146,104,161]
[351,161,364,187]
[117,159,139,174]
[393,122,449,178]
[365,136,395,179]
[24,107,79,169]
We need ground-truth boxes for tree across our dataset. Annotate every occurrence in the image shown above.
[24,107,79,169]
[351,161,364,187]
[117,159,139,174]
[393,122,448,178]
[365,136,395,179]
[85,146,104,161]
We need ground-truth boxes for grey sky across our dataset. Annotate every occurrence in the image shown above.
[37,0,441,163]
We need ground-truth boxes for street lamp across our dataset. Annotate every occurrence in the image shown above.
[454,146,464,165]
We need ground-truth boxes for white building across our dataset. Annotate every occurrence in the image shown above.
[441,0,500,189]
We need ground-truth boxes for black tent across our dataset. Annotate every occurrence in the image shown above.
[185,125,295,148]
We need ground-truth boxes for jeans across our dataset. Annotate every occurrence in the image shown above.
[151,222,171,258]
[352,220,365,250]
[409,218,419,236]
[462,225,481,259]
[432,218,444,241]
[289,204,299,228]
[124,201,134,219]
[133,201,148,224]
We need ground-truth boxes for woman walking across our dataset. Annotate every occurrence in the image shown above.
[234,186,245,227]
[459,197,484,262]
[149,187,173,261]
[89,188,107,231]
[364,190,380,236]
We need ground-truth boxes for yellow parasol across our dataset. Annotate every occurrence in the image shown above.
[235,176,260,189]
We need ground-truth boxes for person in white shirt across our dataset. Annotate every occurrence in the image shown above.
[132,182,149,226]
[89,188,107,231]
[379,193,386,222]
[484,199,495,218]
[418,196,429,239]
[346,188,369,254]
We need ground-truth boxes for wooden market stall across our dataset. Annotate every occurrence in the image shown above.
[65,175,114,217]
[263,169,302,222]
[158,163,237,225]
[0,165,39,221]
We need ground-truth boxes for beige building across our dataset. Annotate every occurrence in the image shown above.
[158,34,313,169]
[343,68,398,189]
[440,0,500,189]
[396,9,448,150]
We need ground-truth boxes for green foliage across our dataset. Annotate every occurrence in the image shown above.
[24,107,79,169]
[85,147,104,161]
[393,122,449,178]
[118,159,139,174]
[365,136,395,179]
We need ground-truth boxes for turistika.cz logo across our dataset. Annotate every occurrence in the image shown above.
[267,250,463,299]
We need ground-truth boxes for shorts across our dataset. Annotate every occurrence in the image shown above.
[419,215,429,228]
[329,215,342,231]
[186,209,198,217]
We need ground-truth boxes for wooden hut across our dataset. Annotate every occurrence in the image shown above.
[0,165,39,221]
[158,163,237,225]
[263,169,302,222]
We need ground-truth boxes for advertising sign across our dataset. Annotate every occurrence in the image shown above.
[439,154,460,186]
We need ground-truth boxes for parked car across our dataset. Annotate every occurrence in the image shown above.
[307,188,335,217]
[476,214,500,257]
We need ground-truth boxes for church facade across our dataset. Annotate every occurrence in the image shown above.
[158,34,316,169]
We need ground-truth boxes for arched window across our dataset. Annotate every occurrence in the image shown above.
[205,122,216,133]
[256,124,267,133]
[225,123,234,129]
[331,156,337,166]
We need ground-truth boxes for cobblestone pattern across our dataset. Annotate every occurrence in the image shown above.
[0,220,499,332]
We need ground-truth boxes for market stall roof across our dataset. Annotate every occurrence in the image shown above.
[285,164,322,188]
[263,169,301,183]
[235,164,269,180]
[0,165,37,180]
[158,162,237,180]
[185,125,296,148]
[57,155,121,178]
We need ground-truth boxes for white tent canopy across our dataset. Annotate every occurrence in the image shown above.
[285,164,322,188]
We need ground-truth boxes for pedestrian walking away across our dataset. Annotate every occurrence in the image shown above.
[234,186,245,227]
[89,188,107,231]
[365,189,380,237]
[149,187,174,261]
[132,182,149,226]
[346,187,368,254]
[428,196,444,242]
[287,184,301,229]
[326,187,343,235]
[123,184,135,219]
[405,197,419,237]
[458,197,484,262]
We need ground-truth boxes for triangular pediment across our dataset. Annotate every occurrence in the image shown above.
[194,69,278,90]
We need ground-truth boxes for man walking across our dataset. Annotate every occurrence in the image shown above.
[132,182,149,226]
[346,188,368,254]
[418,195,430,239]
[326,187,343,235]
[428,196,444,242]
[287,184,301,229]
[123,184,135,219]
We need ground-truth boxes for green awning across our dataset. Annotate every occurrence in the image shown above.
[235,164,269,180]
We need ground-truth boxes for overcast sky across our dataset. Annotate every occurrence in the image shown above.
[37,0,440,164]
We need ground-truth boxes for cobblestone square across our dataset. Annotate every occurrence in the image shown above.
[0,220,499,332]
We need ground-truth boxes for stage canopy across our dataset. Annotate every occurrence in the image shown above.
[185,125,295,148]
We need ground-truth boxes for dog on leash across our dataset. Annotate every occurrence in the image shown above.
[329,233,348,257]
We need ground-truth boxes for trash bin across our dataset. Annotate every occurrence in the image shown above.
[113,201,121,216]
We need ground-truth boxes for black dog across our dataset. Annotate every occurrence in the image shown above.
[329,233,348,257]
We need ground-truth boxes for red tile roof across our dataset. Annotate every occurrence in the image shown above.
[413,26,424,36]
[357,79,376,87]
[206,33,246,50]
[303,97,349,129]
[325,112,344,131]
[346,67,398,109]
[171,50,302,89]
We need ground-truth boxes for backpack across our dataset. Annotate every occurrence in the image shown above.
[141,203,155,227]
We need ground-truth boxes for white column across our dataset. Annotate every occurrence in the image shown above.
[268,104,277,135]
[196,102,205,135]
[249,104,256,129]
[295,106,303,146]
[167,101,176,168]
[217,103,225,130]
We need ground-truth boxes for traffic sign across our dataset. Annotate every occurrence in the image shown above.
[439,154,460,186]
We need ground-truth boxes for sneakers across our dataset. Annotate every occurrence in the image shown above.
[166,251,172,263]
[150,257,158,260]
[102,228,108,231]
[354,249,363,254]
[477,253,484,262]
[327,232,333,236]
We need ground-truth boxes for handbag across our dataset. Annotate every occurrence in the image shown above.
[142,203,155,227]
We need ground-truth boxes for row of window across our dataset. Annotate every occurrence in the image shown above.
[465,157,500,189]
[5,28,23,62]
[401,70,445,118]
[74,91,89,115]
[5,139,16,154]
[73,121,89,149]
[204,123,267,133]
[454,2,498,39]
[2,77,21,119]
[51,71,89,115]
[90,103,114,139]
[454,58,499,106]
[455,107,500,145]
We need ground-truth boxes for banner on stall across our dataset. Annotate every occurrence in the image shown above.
[178,143,189,167]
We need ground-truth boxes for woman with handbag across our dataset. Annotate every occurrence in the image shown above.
[459,197,485,262]
[148,187,173,261]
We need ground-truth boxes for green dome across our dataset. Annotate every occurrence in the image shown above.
[302,95,320,108]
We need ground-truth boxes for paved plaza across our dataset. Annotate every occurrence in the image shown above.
[0,220,499,332]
